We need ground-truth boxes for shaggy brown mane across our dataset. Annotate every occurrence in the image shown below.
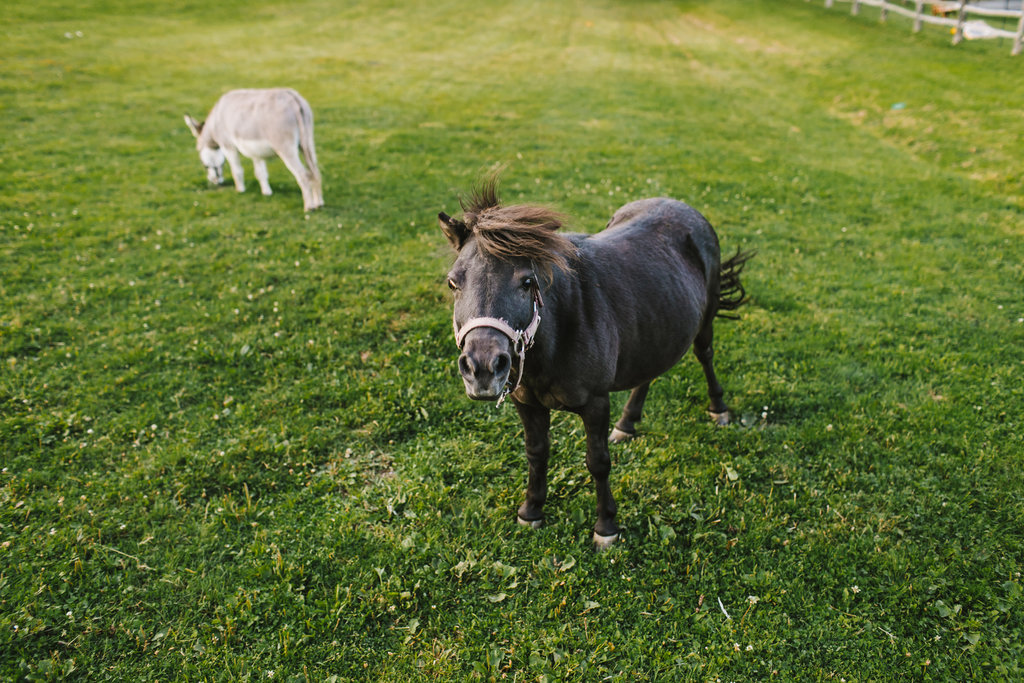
[459,174,576,279]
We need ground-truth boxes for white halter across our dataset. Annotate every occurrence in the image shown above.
[453,289,543,405]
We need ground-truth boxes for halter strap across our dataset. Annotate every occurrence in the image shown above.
[453,289,543,404]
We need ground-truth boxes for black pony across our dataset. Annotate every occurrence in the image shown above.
[440,177,752,547]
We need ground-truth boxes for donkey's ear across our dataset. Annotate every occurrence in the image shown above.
[184,114,202,138]
[439,212,469,250]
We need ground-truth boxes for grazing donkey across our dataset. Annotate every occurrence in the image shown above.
[440,176,752,548]
[184,88,323,211]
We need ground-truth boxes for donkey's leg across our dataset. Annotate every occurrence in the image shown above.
[610,383,651,443]
[693,320,731,426]
[580,395,619,548]
[514,400,551,529]
[306,155,323,209]
[223,149,246,193]
[277,147,315,211]
[312,174,324,209]
[252,158,273,196]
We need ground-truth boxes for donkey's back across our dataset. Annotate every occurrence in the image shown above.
[206,89,307,144]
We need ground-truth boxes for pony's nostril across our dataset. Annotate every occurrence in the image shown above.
[458,354,476,378]
[491,353,511,377]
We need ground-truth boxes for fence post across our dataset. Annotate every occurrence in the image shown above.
[852,0,860,15]
[880,0,889,22]
[1013,9,1024,55]
[952,0,969,45]
[913,0,924,31]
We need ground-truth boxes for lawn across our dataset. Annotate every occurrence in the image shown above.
[2,0,1022,679]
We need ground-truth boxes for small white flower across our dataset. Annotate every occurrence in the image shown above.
[747,595,759,604]
[850,585,861,594]
[746,644,753,651]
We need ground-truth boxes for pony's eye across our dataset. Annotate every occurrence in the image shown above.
[522,277,535,290]
[448,278,458,291]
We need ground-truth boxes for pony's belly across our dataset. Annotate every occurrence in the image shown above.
[235,139,277,159]
[612,350,689,393]
[611,316,699,391]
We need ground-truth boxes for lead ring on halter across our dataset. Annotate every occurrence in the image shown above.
[453,288,543,406]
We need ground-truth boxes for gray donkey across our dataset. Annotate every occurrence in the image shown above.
[185,88,323,211]
[440,176,753,548]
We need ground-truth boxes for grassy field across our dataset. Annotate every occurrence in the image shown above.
[2,0,1023,679]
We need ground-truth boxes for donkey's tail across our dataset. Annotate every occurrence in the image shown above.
[716,248,755,320]
[297,104,321,185]
[284,89,320,189]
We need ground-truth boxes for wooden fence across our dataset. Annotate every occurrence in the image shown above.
[818,0,1024,54]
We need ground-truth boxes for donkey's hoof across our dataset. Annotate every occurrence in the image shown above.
[517,515,543,529]
[609,427,635,444]
[592,531,620,550]
[709,410,731,426]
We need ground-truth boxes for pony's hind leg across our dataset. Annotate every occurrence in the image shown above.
[693,321,731,426]
[610,383,650,443]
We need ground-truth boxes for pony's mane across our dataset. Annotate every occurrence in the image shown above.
[460,175,575,278]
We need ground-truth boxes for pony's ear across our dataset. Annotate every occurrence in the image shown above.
[439,212,469,250]
[184,114,202,138]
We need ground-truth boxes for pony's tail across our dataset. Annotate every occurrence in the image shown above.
[716,248,755,320]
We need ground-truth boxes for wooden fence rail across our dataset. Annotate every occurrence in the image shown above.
[819,0,1024,55]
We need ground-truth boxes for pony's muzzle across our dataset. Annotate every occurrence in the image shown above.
[458,334,512,401]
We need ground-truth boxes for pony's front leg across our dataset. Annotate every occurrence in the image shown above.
[514,399,550,529]
[223,149,246,193]
[580,395,619,548]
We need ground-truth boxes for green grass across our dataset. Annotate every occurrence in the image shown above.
[2,0,1023,679]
